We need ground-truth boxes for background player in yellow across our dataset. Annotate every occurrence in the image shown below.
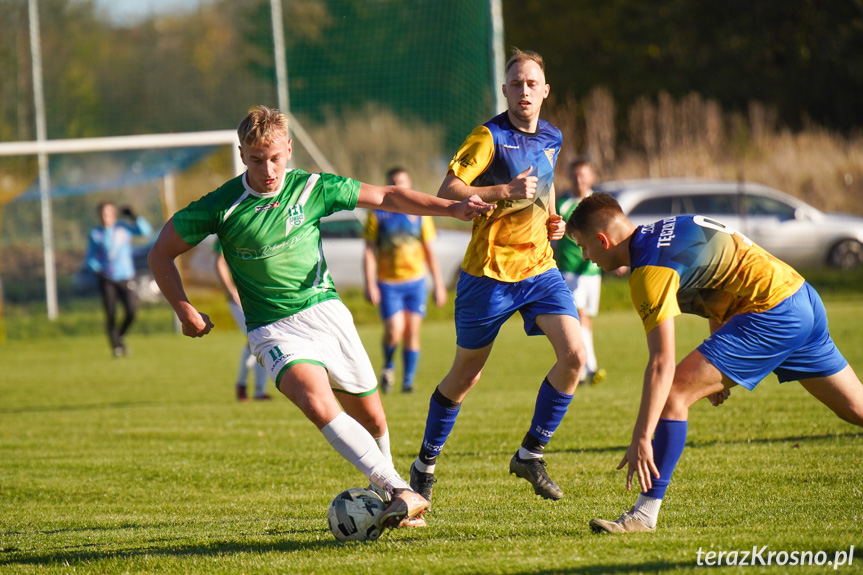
[364,167,448,394]
[409,49,587,505]
[567,193,863,533]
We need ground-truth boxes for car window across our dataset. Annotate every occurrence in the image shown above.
[629,196,675,216]
[320,217,363,238]
[742,195,796,220]
[690,194,738,215]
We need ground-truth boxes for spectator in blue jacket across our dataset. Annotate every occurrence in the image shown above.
[86,202,153,356]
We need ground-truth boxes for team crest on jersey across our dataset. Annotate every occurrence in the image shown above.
[543,148,556,168]
[285,205,305,226]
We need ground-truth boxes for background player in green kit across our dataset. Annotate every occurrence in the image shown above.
[567,193,863,533]
[555,158,605,386]
[148,106,494,530]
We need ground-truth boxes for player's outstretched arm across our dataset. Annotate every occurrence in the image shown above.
[363,242,381,306]
[148,219,214,338]
[619,319,676,493]
[356,183,494,221]
[437,168,537,203]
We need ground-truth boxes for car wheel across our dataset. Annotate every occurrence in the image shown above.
[827,239,863,270]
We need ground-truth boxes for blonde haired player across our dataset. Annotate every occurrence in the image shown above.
[149,106,494,530]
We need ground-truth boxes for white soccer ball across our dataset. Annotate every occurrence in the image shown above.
[327,487,387,542]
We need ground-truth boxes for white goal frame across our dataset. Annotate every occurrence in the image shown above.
[0,130,243,319]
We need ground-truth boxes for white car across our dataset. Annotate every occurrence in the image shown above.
[179,209,471,290]
[595,179,863,270]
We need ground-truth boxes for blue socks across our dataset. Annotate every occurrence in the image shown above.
[418,387,460,465]
[403,349,419,388]
[645,418,688,499]
[520,378,574,456]
[383,344,397,370]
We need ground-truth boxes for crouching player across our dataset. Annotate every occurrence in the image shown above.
[566,192,863,533]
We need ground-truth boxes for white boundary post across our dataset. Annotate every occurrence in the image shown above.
[490,0,506,114]
[28,0,58,320]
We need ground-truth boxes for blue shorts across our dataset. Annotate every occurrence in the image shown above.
[454,269,579,349]
[698,282,848,390]
[378,278,427,320]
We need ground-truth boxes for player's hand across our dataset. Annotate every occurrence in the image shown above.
[708,388,731,406]
[365,284,381,306]
[618,437,660,493]
[433,283,447,308]
[506,167,537,200]
[451,195,495,221]
[547,214,565,241]
[179,310,214,338]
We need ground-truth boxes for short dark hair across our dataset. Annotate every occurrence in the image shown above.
[566,192,624,236]
[569,156,592,173]
[385,166,407,185]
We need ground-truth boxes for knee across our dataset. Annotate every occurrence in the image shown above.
[443,368,482,394]
[662,390,690,420]
[355,415,385,438]
[559,345,587,375]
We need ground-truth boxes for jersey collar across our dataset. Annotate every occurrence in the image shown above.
[242,169,290,199]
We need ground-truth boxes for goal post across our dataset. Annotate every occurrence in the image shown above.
[0,131,244,321]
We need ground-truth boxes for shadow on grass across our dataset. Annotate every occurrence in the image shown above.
[434,429,862,463]
[0,528,340,568]
[515,563,695,575]
[0,401,160,415]
[0,532,696,575]
[550,430,861,456]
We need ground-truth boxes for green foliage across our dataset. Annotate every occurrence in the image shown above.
[1,297,861,573]
[503,0,863,133]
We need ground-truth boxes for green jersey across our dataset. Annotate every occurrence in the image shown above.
[555,194,602,276]
[173,169,360,329]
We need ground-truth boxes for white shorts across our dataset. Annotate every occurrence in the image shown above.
[562,272,601,317]
[247,299,378,396]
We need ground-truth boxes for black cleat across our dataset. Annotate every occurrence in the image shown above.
[509,453,563,500]
[409,462,437,506]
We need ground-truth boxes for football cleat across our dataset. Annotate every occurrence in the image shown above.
[368,482,392,503]
[591,368,607,386]
[409,462,437,505]
[377,488,429,529]
[400,515,428,528]
[236,383,248,402]
[509,453,563,500]
[379,368,395,394]
[589,509,655,534]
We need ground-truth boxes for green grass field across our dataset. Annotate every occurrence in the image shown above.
[1,291,862,574]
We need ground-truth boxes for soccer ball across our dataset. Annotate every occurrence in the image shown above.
[327,487,387,542]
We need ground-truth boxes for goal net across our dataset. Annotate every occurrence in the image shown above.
[0,0,500,325]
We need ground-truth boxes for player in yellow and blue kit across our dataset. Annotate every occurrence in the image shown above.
[364,167,448,394]
[566,193,863,533]
[409,49,587,504]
